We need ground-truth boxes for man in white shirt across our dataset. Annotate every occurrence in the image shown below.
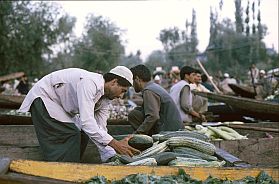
[18,66,140,163]
[190,69,210,114]
[170,66,206,124]
[219,73,237,95]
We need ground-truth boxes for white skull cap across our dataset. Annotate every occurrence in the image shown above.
[224,73,229,78]
[154,75,160,80]
[109,66,133,86]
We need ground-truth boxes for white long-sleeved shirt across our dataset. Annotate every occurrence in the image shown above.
[18,68,115,161]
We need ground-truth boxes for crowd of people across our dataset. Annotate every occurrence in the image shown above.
[15,65,211,163]
[0,63,276,164]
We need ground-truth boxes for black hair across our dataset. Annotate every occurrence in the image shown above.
[201,74,208,82]
[130,64,151,82]
[195,69,202,74]
[180,66,196,80]
[103,73,131,87]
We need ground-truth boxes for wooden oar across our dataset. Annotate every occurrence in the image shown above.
[196,59,221,93]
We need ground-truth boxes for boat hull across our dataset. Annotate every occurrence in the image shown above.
[5,159,279,182]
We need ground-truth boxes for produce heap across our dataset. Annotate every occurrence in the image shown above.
[108,99,133,120]
[85,169,278,184]
[4,99,133,120]
[185,124,248,141]
[110,131,225,167]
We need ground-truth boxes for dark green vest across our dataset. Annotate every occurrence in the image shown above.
[143,82,183,133]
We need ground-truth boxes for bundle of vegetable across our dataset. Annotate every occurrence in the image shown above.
[108,98,135,120]
[127,158,157,166]
[111,134,225,167]
[166,136,216,156]
[132,141,168,160]
[108,102,129,120]
[194,125,248,140]
[172,147,218,161]
[5,110,30,117]
[207,126,248,140]
[152,130,209,142]
[168,157,226,167]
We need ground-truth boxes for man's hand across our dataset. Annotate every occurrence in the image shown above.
[108,135,140,157]
[199,113,207,122]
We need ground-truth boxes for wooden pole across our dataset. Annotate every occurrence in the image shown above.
[228,124,279,133]
[196,59,222,93]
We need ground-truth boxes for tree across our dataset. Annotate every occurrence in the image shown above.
[205,4,270,81]
[234,0,243,33]
[158,9,199,68]
[245,0,250,36]
[0,1,76,77]
[159,27,181,53]
[145,50,167,72]
[190,9,198,53]
[119,51,142,69]
[71,14,124,72]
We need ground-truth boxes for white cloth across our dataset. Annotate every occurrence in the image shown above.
[190,83,210,92]
[220,78,237,94]
[170,80,192,122]
[18,68,115,161]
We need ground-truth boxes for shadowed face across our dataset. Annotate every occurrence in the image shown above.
[186,73,196,83]
[194,73,202,84]
[105,79,128,100]
[133,76,142,93]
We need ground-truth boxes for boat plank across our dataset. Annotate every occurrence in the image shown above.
[9,160,279,182]
[0,173,73,184]
[0,72,25,82]
[0,114,131,126]
[0,125,133,145]
[228,83,256,98]
[193,91,279,117]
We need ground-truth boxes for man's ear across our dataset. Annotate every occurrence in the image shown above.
[112,78,118,84]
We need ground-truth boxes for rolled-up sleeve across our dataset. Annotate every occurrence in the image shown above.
[77,79,113,146]
[136,90,160,134]
[180,85,193,113]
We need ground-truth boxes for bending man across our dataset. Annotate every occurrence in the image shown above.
[18,66,140,163]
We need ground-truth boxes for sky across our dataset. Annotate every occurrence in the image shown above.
[56,0,278,60]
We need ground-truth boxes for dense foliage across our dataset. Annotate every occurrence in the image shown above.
[71,14,125,73]
[151,0,278,80]
[0,1,277,80]
[0,1,76,77]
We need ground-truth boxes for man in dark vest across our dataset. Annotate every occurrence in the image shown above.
[128,64,183,135]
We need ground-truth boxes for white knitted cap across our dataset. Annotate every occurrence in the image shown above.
[109,66,133,86]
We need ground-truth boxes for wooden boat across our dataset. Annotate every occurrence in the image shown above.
[211,122,279,167]
[0,159,278,183]
[228,83,256,98]
[0,113,131,126]
[0,121,278,167]
[0,124,134,163]
[0,72,25,83]
[0,94,25,109]
[193,91,279,121]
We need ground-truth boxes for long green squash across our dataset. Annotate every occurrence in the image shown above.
[167,137,216,155]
